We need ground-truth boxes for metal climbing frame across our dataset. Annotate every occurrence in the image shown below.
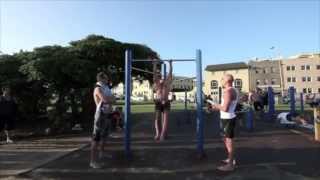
[124,49,204,159]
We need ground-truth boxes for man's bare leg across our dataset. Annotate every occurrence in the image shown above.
[90,141,98,163]
[154,111,161,141]
[5,130,13,143]
[160,110,169,141]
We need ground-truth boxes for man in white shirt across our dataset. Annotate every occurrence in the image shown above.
[90,72,115,169]
[209,74,238,171]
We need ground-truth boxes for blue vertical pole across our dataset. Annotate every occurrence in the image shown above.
[300,92,304,113]
[125,49,132,159]
[289,86,296,115]
[267,86,275,121]
[246,107,254,131]
[196,49,204,156]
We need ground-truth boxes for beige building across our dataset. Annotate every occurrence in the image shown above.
[280,53,320,94]
[172,76,195,91]
[248,59,282,93]
[204,62,250,102]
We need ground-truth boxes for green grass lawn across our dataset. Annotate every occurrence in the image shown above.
[275,103,313,111]
[115,102,195,113]
[117,102,313,114]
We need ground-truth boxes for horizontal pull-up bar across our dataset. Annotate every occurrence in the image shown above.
[132,67,156,75]
[132,59,195,62]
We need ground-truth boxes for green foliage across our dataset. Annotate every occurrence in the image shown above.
[0,34,159,131]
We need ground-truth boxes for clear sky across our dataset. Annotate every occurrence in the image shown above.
[1,0,319,76]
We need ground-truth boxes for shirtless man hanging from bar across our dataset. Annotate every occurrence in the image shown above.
[153,60,173,141]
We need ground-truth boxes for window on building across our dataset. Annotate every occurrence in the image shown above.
[306,65,310,70]
[286,66,290,71]
[263,68,267,74]
[291,66,295,71]
[308,88,312,93]
[318,88,320,93]
[317,65,320,70]
[318,77,320,81]
[303,88,307,93]
[271,67,276,73]
[256,79,260,85]
[287,77,291,82]
[292,77,296,82]
[255,69,259,74]
[264,79,268,85]
[210,80,218,89]
[234,79,242,89]
[307,77,311,82]
[302,77,306,82]
[301,65,305,70]
[271,79,276,85]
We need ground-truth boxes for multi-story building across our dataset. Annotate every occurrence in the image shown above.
[280,53,320,94]
[204,62,249,102]
[172,76,195,91]
[248,59,282,93]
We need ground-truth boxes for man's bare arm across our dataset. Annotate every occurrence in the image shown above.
[95,88,115,104]
[166,60,173,84]
[214,89,232,112]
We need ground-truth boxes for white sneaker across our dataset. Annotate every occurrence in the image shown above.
[6,139,13,144]
[222,159,236,166]
[89,162,103,169]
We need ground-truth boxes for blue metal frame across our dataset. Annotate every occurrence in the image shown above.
[124,49,204,158]
[246,107,254,131]
[124,49,132,159]
[289,86,296,114]
[267,86,275,121]
[300,93,304,112]
[195,49,204,155]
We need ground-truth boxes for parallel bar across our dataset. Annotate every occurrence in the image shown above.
[267,86,275,121]
[132,67,155,75]
[195,49,204,156]
[132,59,163,63]
[124,49,132,159]
[289,86,296,115]
[300,93,304,113]
[133,59,195,62]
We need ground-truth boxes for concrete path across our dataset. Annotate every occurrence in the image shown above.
[1,111,320,180]
[0,135,90,178]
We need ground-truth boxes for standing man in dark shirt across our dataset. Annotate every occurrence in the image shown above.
[0,87,17,144]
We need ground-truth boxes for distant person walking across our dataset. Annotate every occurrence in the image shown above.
[0,87,18,144]
[209,74,238,171]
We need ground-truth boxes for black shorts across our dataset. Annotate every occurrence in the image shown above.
[92,113,111,142]
[221,117,236,138]
[0,115,15,131]
[155,101,171,112]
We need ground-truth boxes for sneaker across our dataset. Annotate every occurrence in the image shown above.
[89,162,103,169]
[217,164,235,171]
[221,159,236,165]
[6,139,13,144]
